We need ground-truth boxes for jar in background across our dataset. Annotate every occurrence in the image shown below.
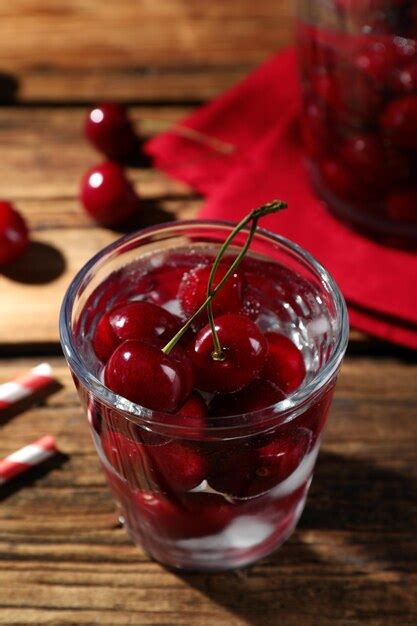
[297,0,417,246]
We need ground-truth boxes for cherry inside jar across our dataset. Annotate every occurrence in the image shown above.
[61,222,347,571]
[297,0,417,246]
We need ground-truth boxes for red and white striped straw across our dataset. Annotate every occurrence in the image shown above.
[0,363,54,410]
[0,435,58,485]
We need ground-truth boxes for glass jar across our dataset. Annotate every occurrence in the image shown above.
[60,221,348,571]
[297,0,417,246]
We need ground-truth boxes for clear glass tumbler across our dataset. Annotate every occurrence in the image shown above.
[60,221,348,571]
[297,0,417,246]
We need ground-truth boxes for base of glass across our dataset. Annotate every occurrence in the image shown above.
[310,162,417,249]
[122,497,306,572]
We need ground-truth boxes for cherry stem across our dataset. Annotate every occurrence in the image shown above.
[206,218,258,360]
[161,199,287,356]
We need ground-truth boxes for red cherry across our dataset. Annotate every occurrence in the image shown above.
[319,159,368,201]
[208,428,311,498]
[340,134,409,192]
[92,301,180,361]
[207,440,258,497]
[354,40,397,83]
[386,188,417,223]
[148,441,207,492]
[84,103,140,162]
[296,386,334,437]
[174,392,208,432]
[104,340,191,412]
[312,73,343,112]
[392,37,417,65]
[209,380,285,417]
[391,62,417,94]
[0,201,29,265]
[312,67,381,124]
[244,430,312,497]
[133,491,233,539]
[263,332,306,394]
[380,95,417,150]
[177,392,207,418]
[101,430,158,490]
[80,161,140,226]
[300,100,333,159]
[191,314,267,393]
[178,263,243,318]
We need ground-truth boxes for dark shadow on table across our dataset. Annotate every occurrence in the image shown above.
[111,198,175,234]
[0,451,69,502]
[0,379,63,425]
[126,145,154,169]
[175,452,417,626]
[0,72,19,103]
[0,241,66,284]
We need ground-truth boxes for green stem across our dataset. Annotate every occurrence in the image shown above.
[161,199,287,355]
[207,218,258,360]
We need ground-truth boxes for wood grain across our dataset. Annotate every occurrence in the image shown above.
[0,356,416,625]
[0,0,293,102]
[0,106,201,346]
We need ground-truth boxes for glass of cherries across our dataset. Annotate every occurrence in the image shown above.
[60,202,348,571]
[297,0,417,246]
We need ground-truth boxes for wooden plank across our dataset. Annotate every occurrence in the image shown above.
[0,355,416,624]
[0,0,293,103]
[0,106,202,346]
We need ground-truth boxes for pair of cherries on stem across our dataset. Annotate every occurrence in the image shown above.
[103,200,291,414]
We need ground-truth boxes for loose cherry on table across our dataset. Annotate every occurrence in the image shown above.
[84,103,140,162]
[104,340,192,412]
[0,201,29,266]
[93,301,180,361]
[178,263,243,317]
[263,332,306,394]
[191,313,267,393]
[80,161,140,226]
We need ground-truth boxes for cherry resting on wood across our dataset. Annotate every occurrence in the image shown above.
[84,103,140,162]
[0,201,29,265]
[80,161,140,226]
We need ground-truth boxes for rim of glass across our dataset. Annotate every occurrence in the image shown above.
[60,219,349,429]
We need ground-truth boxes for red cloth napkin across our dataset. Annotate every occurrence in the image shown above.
[146,48,417,349]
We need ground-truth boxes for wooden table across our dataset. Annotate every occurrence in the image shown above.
[0,2,416,624]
